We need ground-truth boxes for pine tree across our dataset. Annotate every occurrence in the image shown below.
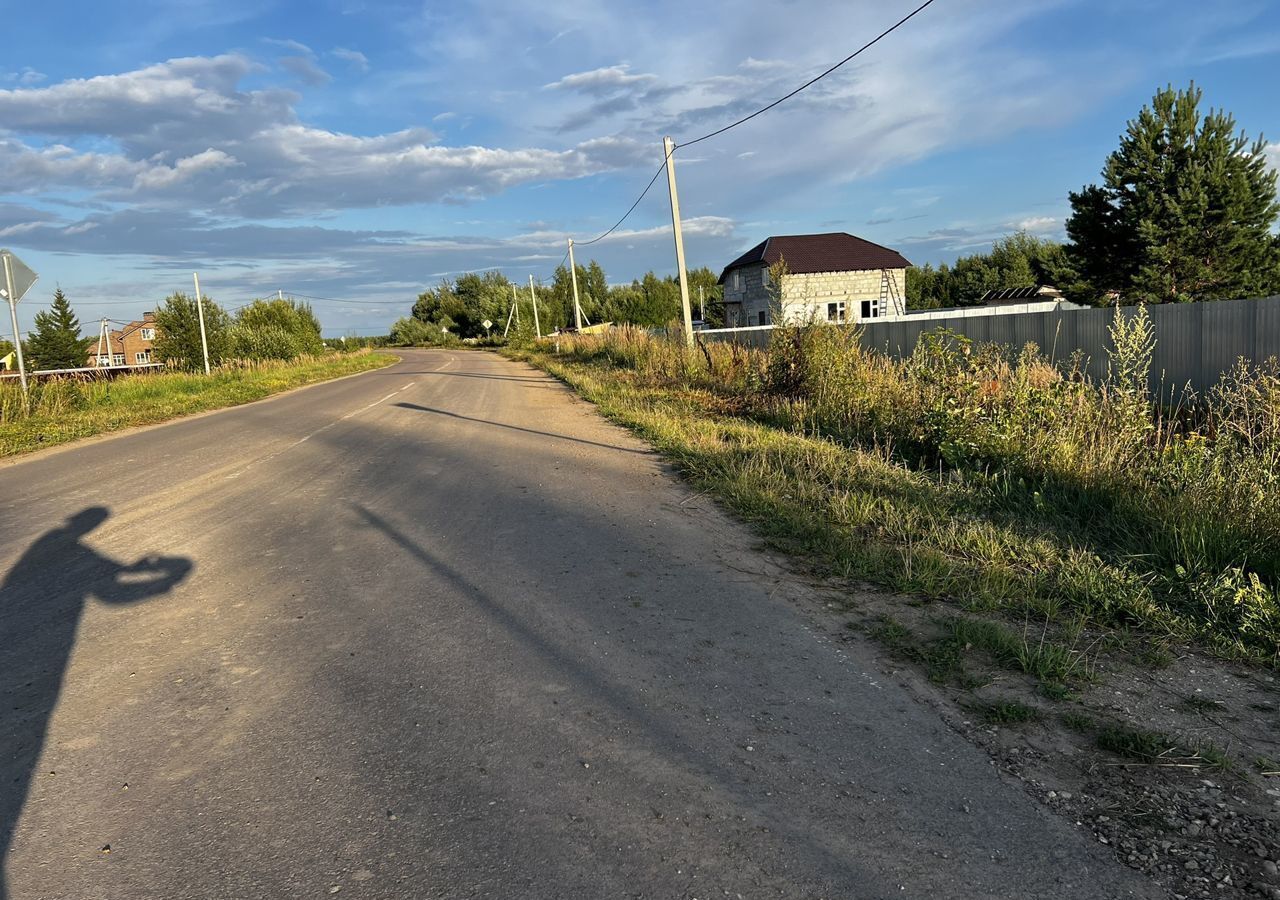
[26,288,92,370]
[1066,83,1280,304]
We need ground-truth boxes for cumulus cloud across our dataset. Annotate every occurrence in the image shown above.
[0,55,654,217]
[1265,142,1280,175]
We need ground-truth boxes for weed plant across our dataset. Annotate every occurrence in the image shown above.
[517,311,1280,664]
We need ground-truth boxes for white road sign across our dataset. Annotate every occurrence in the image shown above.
[0,249,38,304]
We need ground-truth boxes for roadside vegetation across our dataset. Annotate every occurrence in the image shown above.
[506,315,1280,668]
[0,350,394,457]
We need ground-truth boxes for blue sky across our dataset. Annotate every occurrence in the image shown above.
[2,0,1278,335]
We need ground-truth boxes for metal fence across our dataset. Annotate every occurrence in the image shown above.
[700,294,1280,395]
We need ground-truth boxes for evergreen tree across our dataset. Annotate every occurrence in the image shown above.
[26,288,92,370]
[1065,82,1280,303]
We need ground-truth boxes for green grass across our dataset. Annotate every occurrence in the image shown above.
[0,350,397,457]
[975,699,1041,726]
[504,325,1280,668]
[1095,724,1232,770]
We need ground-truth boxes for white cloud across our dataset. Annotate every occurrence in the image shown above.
[1016,216,1058,232]
[1265,142,1280,174]
[279,55,332,86]
[0,56,654,217]
[332,47,370,71]
[4,67,46,85]
[132,149,239,190]
[264,38,314,55]
[544,64,657,95]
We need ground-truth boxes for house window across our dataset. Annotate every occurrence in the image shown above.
[827,301,846,323]
[135,351,150,364]
[860,300,879,320]
[731,270,742,292]
[758,310,768,326]
[97,355,111,367]
[112,353,125,366]
[761,266,770,286]
[140,327,155,340]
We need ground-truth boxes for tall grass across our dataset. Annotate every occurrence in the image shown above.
[519,317,1280,663]
[0,350,395,457]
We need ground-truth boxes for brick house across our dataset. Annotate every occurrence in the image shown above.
[89,311,158,367]
[718,232,911,327]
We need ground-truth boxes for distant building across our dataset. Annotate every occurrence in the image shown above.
[718,232,911,327]
[89,311,158,367]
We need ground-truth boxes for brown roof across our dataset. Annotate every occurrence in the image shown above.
[718,232,911,283]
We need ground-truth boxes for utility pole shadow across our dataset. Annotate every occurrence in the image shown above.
[0,507,191,900]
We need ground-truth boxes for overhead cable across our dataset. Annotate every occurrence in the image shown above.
[677,0,938,149]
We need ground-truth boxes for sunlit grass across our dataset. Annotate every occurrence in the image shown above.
[506,323,1280,666]
[0,350,396,457]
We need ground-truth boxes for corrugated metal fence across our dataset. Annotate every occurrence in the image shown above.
[700,295,1280,394]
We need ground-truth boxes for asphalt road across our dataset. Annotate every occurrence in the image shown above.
[0,349,1157,899]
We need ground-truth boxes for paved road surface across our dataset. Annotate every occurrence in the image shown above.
[0,350,1155,899]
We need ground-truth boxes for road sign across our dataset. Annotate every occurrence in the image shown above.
[482,319,493,332]
[0,249,38,304]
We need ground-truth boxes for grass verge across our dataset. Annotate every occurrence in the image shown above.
[0,350,397,458]
[503,332,1278,670]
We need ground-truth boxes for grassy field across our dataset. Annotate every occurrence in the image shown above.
[505,319,1280,673]
[0,350,397,457]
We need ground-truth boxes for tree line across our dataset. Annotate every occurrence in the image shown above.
[2,290,327,372]
[393,263,724,342]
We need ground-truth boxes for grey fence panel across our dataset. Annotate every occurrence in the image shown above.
[700,295,1280,393]
[1256,298,1280,368]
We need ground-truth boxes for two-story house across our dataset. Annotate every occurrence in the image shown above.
[89,311,159,367]
[718,232,911,327]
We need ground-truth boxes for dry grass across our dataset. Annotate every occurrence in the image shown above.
[506,320,1280,666]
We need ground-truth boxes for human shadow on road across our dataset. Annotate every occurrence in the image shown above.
[0,507,191,900]
[394,402,651,455]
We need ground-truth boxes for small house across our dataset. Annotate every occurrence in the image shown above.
[718,232,911,327]
[89,311,158,367]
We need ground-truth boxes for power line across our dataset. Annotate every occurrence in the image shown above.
[566,2,935,250]
[677,0,937,150]
[574,153,670,246]
[280,291,397,306]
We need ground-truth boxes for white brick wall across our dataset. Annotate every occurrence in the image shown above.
[724,264,907,326]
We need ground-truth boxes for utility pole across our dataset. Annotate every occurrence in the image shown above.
[567,239,583,331]
[528,275,541,338]
[699,285,705,322]
[193,272,211,375]
[3,255,28,394]
[503,285,517,338]
[662,136,695,348]
[278,289,284,302]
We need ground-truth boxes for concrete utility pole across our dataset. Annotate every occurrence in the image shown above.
[662,136,695,348]
[503,285,518,338]
[278,289,285,302]
[699,285,705,322]
[528,275,541,339]
[567,239,583,331]
[193,272,211,375]
[3,255,28,394]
